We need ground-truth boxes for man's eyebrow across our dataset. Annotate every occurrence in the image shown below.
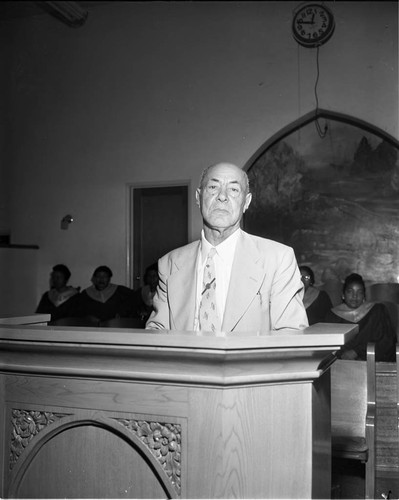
[205,178,241,186]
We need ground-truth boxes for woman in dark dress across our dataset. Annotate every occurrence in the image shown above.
[324,273,396,362]
[74,265,134,324]
[299,266,333,325]
[131,263,159,326]
[36,264,80,321]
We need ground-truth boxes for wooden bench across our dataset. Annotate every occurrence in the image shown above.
[330,343,376,499]
[374,345,399,497]
[375,359,398,475]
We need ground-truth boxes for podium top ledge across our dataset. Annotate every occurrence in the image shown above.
[0,318,357,351]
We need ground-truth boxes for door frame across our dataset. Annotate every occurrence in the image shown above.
[126,180,192,289]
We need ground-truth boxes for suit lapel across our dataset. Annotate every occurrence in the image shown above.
[168,242,200,330]
[222,232,264,331]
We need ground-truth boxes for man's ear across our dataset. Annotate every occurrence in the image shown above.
[195,188,201,207]
[243,193,252,213]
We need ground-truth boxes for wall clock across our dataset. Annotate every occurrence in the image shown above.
[292,3,335,48]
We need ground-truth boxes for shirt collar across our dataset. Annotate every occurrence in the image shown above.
[200,228,241,264]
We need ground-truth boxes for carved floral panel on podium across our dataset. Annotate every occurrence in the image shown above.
[10,409,69,470]
[114,417,181,496]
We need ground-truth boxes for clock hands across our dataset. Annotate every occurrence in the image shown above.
[298,13,315,25]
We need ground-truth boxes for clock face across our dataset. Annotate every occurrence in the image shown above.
[292,3,335,48]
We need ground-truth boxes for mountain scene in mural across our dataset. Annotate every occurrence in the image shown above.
[244,120,399,287]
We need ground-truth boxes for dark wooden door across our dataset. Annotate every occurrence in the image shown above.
[131,185,188,289]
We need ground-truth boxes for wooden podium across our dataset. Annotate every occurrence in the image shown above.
[0,319,356,499]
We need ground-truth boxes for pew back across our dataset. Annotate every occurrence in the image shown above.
[330,344,376,499]
[331,359,372,446]
[375,360,399,474]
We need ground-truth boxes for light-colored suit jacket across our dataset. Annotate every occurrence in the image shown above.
[146,230,308,332]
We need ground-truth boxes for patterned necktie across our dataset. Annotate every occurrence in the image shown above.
[199,247,221,332]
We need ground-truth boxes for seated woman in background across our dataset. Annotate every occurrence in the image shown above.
[36,264,80,320]
[324,272,396,362]
[131,263,159,326]
[74,265,134,324]
[300,265,333,325]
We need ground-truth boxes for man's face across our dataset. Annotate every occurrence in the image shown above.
[92,271,111,291]
[196,163,252,233]
[50,271,67,290]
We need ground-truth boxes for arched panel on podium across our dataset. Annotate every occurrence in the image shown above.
[7,413,180,499]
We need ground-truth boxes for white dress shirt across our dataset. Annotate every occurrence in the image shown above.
[194,228,241,331]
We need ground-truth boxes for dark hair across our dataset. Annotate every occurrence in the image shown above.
[343,273,366,294]
[93,265,113,278]
[299,265,315,285]
[52,264,71,282]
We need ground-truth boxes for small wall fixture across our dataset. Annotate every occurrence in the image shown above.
[61,214,74,230]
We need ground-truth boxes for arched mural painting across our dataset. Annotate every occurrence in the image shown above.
[244,112,399,298]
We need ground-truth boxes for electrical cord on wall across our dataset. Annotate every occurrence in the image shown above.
[314,46,328,138]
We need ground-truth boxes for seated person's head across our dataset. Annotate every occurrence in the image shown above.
[91,266,113,291]
[50,264,71,290]
[299,265,314,290]
[144,263,159,292]
[342,273,366,309]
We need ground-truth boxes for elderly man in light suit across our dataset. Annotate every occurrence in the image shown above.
[146,162,308,332]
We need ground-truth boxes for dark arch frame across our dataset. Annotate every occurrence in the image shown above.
[242,108,399,294]
[243,108,399,174]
